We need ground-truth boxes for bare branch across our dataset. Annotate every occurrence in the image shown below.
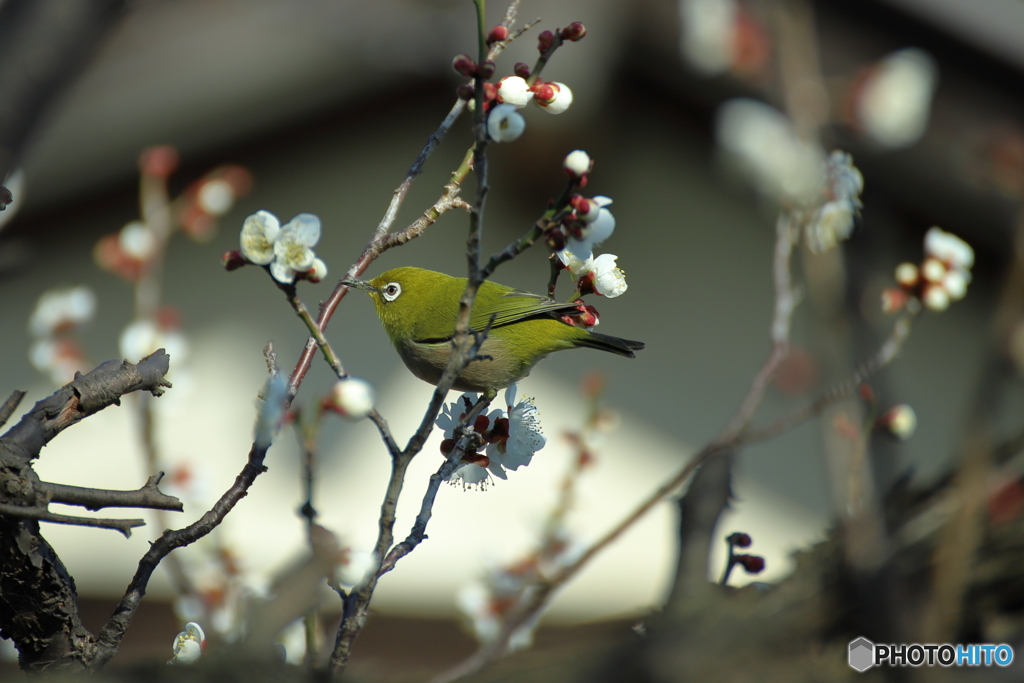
[0,503,143,538]
[0,390,25,428]
[38,473,182,512]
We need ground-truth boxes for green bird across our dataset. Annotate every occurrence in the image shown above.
[342,267,644,393]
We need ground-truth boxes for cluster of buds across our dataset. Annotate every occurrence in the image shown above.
[227,210,328,285]
[454,22,585,142]
[882,227,974,313]
[95,146,251,282]
[721,532,765,585]
[436,385,546,488]
[28,286,96,385]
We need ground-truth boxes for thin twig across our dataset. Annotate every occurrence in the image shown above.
[0,503,143,538]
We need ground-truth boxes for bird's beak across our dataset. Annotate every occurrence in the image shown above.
[341,278,376,294]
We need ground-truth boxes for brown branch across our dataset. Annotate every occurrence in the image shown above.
[0,389,25,428]
[0,503,143,538]
[0,351,171,467]
[92,442,270,670]
[38,473,182,512]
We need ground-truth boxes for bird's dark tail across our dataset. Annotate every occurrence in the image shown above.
[574,331,645,358]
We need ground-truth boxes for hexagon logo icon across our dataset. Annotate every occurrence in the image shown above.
[849,637,875,672]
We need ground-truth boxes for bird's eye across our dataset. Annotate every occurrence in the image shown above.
[382,282,402,302]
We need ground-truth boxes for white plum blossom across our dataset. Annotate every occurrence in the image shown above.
[497,76,533,108]
[880,404,917,441]
[168,622,205,665]
[435,389,543,486]
[717,98,826,205]
[330,377,375,420]
[563,150,592,178]
[271,213,321,284]
[29,286,96,337]
[925,227,974,271]
[487,103,526,143]
[857,48,938,149]
[487,384,546,470]
[557,250,628,298]
[240,210,281,265]
[535,82,573,114]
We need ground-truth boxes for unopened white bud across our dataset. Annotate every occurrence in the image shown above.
[921,257,946,283]
[894,262,919,288]
[922,284,949,311]
[331,378,375,420]
[537,82,573,114]
[563,150,591,178]
[496,76,533,108]
[881,404,917,440]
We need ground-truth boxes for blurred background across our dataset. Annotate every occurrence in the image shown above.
[1,0,1024,678]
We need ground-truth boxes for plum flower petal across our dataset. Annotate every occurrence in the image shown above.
[271,213,321,283]
[487,103,526,143]
[497,76,533,108]
[591,254,628,298]
[240,210,281,265]
[168,622,205,665]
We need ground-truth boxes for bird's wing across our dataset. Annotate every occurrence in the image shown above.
[471,290,578,330]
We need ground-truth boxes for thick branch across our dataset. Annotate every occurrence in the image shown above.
[0,351,171,467]
[0,390,25,428]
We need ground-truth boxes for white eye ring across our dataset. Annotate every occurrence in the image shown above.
[382,282,402,302]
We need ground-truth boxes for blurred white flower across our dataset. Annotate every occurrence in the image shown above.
[487,103,526,143]
[240,210,281,265]
[497,76,533,108]
[717,98,826,205]
[118,221,157,261]
[119,319,188,363]
[679,0,737,76]
[198,178,235,216]
[857,48,937,149]
[254,374,288,449]
[925,227,974,271]
[29,286,96,337]
[271,213,321,284]
[921,227,973,309]
[168,622,205,665]
[330,377,375,420]
[880,404,917,440]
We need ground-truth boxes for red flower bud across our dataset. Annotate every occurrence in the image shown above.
[532,82,556,104]
[487,25,509,44]
[221,250,247,271]
[482,82,498,102]
[537,30,555,52]
[440,438,455,455]
[452,54,477,77]
[736,554,765,573]
[727,532,752,548]
[513,62,531,78]
[479,60,496,80]
[457,83,475,101]
[139,145,179,179]
[474,414,491,433]
[560,22,586,41]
